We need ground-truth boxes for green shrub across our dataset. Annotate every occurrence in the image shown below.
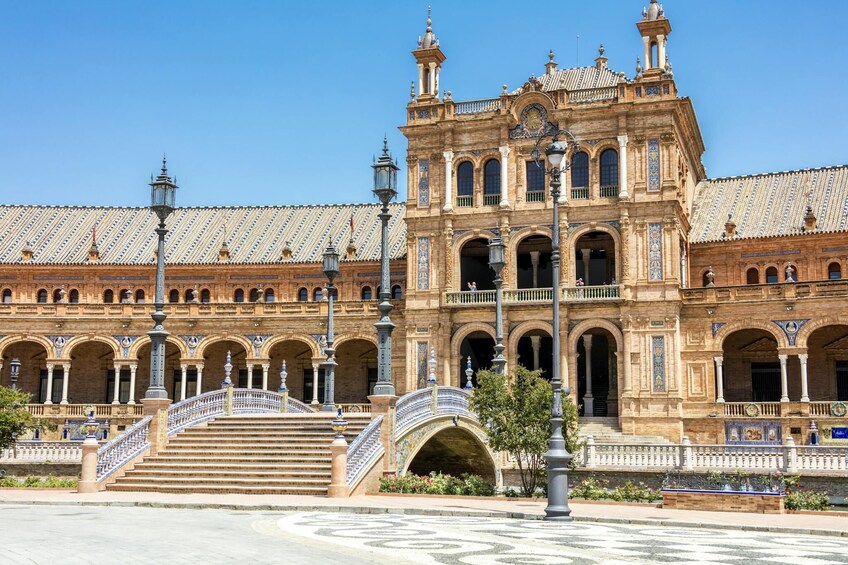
[379,472,496,496]
[463,473,496,496]
[0,475,78,488]
[786,489,831,511]
[569,478,660,503]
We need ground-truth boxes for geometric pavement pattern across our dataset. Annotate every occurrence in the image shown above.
[269,512,848,565]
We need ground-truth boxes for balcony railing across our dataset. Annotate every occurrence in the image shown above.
[446,286,620,306]
[26,404,144,419]
[483,194,500,206]
[563,285,620,302]
[567,86,618,105]
[525,190,545,203]
[571,187,589,199]
[600,185,618,198]
[454,98,500,115]
[456,195,473,207]
[503,288,553,303]
[445,290,496,305]
[682,279,848,303]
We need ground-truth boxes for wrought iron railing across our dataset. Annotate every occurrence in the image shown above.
[346,415,384,487]
[0,441,82,462]
[95,416,152,482]
[454,98,500,115]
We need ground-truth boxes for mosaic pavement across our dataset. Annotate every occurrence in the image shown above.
[265,512,848,565]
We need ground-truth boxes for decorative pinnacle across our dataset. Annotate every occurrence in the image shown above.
[382,135,389,156]
[599,44,605,56]
[548,49,555,61]
[426,5,432,32]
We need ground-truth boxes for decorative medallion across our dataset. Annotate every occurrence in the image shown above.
[417,237,430,290]
[508,104,557,139]
[831,401,847,417]
[180,335,203,357]
[648,223,663,280]
[47,335,71,357]
[772,319,810,346]
[245,334,271,357]
[647,138,661,191]
[113,335,139,358]
[711,322,726,337]
[418,160,430,207]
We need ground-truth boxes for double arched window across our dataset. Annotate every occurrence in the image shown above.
[483,159,500,205]
[457,162,474,206]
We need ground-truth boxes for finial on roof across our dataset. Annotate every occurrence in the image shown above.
[21,241,33,262]
[599,44,605,57]
[647,0,660,20]
[382,135,389,156]
[427,5,432,32]
[410,81,415,99]
[545,49,558,74]
[724,214,737,237]
[502,84,508,95]
[804,205,817,231]
[549,49,555,62]
[595,43,608,69]
[420,6,437,49]
[636,56,643,79]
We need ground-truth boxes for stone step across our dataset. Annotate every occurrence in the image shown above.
[112,476,330,486]
[149,455,332,463]
[167,437,339,445]
[162,442,331,450]
[106,483,328,495]
[122,469,331,479]
[136,462,331,472]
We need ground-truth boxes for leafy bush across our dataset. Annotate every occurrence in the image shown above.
[379,472,496,496]
[569,478,660,502]
[785,489,831,511]
[0,475,78,488]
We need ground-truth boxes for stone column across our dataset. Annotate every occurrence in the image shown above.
[714,356,725,403]
[779,354,790,403]
[112,363,122,404]
[657,34,666,69]
[195,364,204,396]
[435,67,440,95]
[328,435,349,498]
[583,335,594,416]
[128,363,138,404]
[443,151,454,211]
[246,364,254,389]
[368,394,398,475]
[617,135,629,198]
[530,335,542,371]
[799,353,810,403]
[643,36,651,69]
[581,248,592,286]
[44,364,54,405]
[428,62,436,95]
[60,363,70,405]
[529,251,540,288]
[262,363,270,391]
[77,434,100,494]
[180,364,188,402]
[417,63,424,96]
[498,146,510,207]
[311,361,321,405]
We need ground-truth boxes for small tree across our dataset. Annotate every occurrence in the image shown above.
[470,366,580,497]
[0,386,50,451]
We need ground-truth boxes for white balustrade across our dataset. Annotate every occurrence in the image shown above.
[167,390,227,435]
[337,403,372,414]
[95,416,152,482]
[232,389,281,414]
[562,285,621,301]
[396,389,433,435]
[346,415,384,487]
[723,402,781,417]
[0,441,82,462]
[797,447,848,472]
[454,98,500,114]
[287,397,315,414]
[567,86,618,104]
[435,387,471,418]
[444,290,496,305]
[809,402,832,417]
[503,288,553,303]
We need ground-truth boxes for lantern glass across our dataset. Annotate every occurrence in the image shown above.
[323,245,340,280]
[488,237,506,271]
[545,140,566,168]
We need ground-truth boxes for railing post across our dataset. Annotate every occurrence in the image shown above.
[224,384,234,416]
[77,437,100,493]
[141,397,171,457]
[368,394,397,477]
[279,390,289,413]
[784,436,798,473]
[681,436,693,470]
[328,409,350,498]
[585,436,596,469]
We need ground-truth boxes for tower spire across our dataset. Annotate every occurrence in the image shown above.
[411,6,446,100]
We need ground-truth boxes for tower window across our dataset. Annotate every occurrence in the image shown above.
[313,287,324,302]
[103,289,114,303]
[37,289,48,303]
[361,286,372,300]
[234,288,245,302]
[200,289,211,303]
[525,161,546,200]
[2,289,11,303]
[170,289,180,303]
[391,285,403,300]
[135,289,145,303]
[765,267,778,284]
[746,268,759,285]
[69,289,79,303]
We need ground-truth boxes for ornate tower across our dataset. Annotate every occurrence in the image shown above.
[412,7,446,99]
[637,0,672,72]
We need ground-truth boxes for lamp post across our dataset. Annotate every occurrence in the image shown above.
[321,240,340,412]
[488,230,507,374]
[532,128,578,521]
[145,157,177,400]
[9,358,21,390]
[372,137,399,396]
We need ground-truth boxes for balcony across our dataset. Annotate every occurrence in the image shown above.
[682,279,848,304]
[444,285,620,306]
[571,187,589,199]
[454,98,500,115]
[483,194,500,206]
[525,190,545,203]
[723,401,838,418]
[563,285,621,302]
[456,195,473,207]
[600,185,618,198]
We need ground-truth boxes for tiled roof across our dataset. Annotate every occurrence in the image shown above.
[528,66,620,93]
[690,165,848,243]
[0,204,407,265]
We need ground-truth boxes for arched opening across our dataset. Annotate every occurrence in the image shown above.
[200,289,211,303]
[297,288,308,302]
[599,148,619,193]
[135,289,145,303]
[650,42,658,68]
[199,340,249,394]
[233,288,245,303]
[170,290,181,303]
[576,328,618,417]
[516,329,553,378]
[136,339,183,401]
[68,341,116,404]
[103,289,114,303]
[702,271,711,287]
[573,231,616,286]
[68,289,79,303]
[249,288,261,302]
[765,267,779,284]
[391,285,403,300]
[785,264,797,282]
[334,339,378,402]
[460,238,495,291]
[516,235,552,289]
[268,339,315,403]
[571,151,590,190]
[264,288,275,302]
[407,427,496,482]
[361,286,372,300]
[829,262,843,280]
[746,268,760,285]
[184,289,193,302]
[525,160,546,201]
[313,287,323,302]
[119,289,131,303]
[458,331,495,388]
[483,159,500,205]
[2,289,11,303]
[456,161,474,207]
[1,340,49,401]
[52,288,63,303]
[722,329,781,402]
[805,325,848,401]
[37,289,48,303]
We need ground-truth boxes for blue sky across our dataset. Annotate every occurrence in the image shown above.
[1,1,846,207]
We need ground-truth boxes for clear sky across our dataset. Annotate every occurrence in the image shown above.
[1,1,846,207]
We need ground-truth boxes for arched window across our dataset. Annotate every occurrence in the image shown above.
[599,149,619,190]
[571,151,589,188]
[249,288,260,302]
[765,267,778,284]
[457,161,474,206]
[361,286,372,300]
[829,262,842,280]
[234,288,244,303]
[170,290,180,303]
[37,289,48,303]
[69,289,79,303]
[1,289,11,303]
[701,272,711,287]
[391,285,403,300]
[483,159,500,205]
[120,289,131,303]
[525,161,546,202]
[103,289,114,303]
[313,287,324,302]
[52,289,63,303]
[297,287,308,302]
[200,289,211,303]
[746,268,759,285]
[135,289,145,303]
[264,288,275,302]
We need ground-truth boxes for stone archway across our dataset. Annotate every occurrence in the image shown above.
[1,339,50,402]
[804,324,848,401]
[333,338,378,403]
[199,339,250,393]
[67,340,116,405]
[407,427,497,482]
[458,331,495,389]
[721,329,781,402]
[571,228,619,286]
[267,338,316,404]
[459,237,495,291]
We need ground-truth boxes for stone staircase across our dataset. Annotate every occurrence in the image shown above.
[578,416,673,445]
[107,413,372,495]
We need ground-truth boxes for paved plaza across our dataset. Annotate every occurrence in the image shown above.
[3,504,848,564]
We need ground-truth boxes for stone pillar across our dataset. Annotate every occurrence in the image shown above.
[498,146,510,208]
[529,251,540,288]
[311,361,321,405]
[642,36,651,69]
[141,397,171,457]
[435,67,440,95]
[44,364,54,405]
[368,394,398,475]
[60,363,70,405]
[180,364,188,402]
[246,364,254,389]
[262,363,270,391]
[779,354,790,403]
[77,435,100,494]
[530,335,542,371]
[617,134,629,198]
[128,363,137,405]
[112,363,122,404]
[428,62,436,95]
[714,356,725,403]
[799,353,810,403]
[328,436,350,498]
[657,34,666,69]
[195,364,203,396]
[417,63,424,96]
[443,151,454,211]
[583,335,594,416]
[581,248,592,286]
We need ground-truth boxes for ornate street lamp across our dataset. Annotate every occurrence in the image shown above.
[372,137,399,396]
[321,240,340,412]
[9,358,21,390]
[145,156,177,399]
[531,128,579,521]
[488,230,507,374]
